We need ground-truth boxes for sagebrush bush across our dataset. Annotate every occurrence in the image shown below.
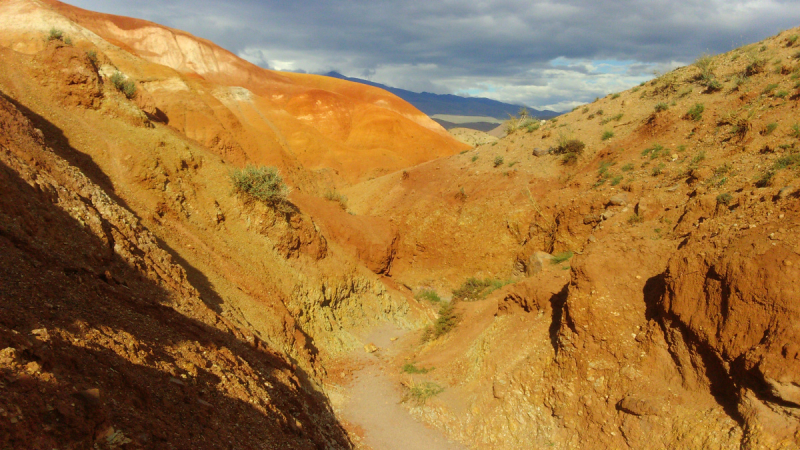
[452,278,510,302]
[686,103,705,121]
[405,381,444,404]
[415,289,441,303]
[402,363,432,374]
[230,165,290,204]
[48,28,63,41]
[601,130,614,140]
[324,189,348,210]
[110,72,137,99]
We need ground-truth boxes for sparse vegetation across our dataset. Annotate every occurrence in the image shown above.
[686,103,705,121]
[471,155,479,162]
[230,165,290,205]
[601,130,614,140]
[628,213,644,225]
[110,72,137,99]
[402,363,432,374]
[554,137,585,165]
[405,381,444,405]
[493,156,504,167]
[791,123,800,139]
[764,122,778,135]
[654,102,669,112]
[651,163,665,176]
[762,83,779,95]
[324,189,348,210]
[86,50,98,67]
[775,152,800,170]
[600,113,623,125]
[611,93,621,99]
[415,289,441,303]
[621,163,634,172]
[788,35,799,46]
[716,193,733,205]
[641,143,667,160]
[745,57,766,76]
[690,150,707,167]
[48,28,63,41]
[551,251,573,264]
[452,278,511,302]
[432,302,457,337]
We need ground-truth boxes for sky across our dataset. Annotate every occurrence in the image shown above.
[66,0,800,112]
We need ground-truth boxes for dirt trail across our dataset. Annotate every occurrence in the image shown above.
[337,327,469,450]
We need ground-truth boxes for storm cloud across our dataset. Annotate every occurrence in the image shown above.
[66,0,800,111]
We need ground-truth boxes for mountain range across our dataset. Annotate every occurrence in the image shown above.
[324,71,560,120]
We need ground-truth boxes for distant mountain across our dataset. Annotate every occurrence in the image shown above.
[323,72,560,120]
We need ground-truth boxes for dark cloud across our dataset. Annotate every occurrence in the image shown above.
[65,0,800,110]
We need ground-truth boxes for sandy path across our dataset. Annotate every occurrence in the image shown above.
[337,327,468,450]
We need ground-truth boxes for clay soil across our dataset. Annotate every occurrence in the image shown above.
[1,1,800,449]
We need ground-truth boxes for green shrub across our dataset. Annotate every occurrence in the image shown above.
[494,156,504,167]
[415,289,441,303]
[745,57,766,76]
[554,139,585,156]
[611,175,623,186]
[601,130,614,141]
[621,163,634,172]
[471,155,479,162]
[765,122,778,135]
[86,50,98,67]
[704,78,722,91]
[612,93,621,99]
[432,302,457,336]
[641,143,666,160]
[774,152,800,170]
[775,90,789,98]
[686,103,705,121]
[452,278,510,302]
[628,213,644,224]
[324,189,348,210]
[791,123,800,139]
[789,35,799,46]
[561,152,578,165]
[230,165,290,204]
[405,382,444,404]
[48,28,63,41]
[651,163,665,176]
[690,150,707,166]
[402,363,432,374]
[762,83,779,95]
[110,72,137,99]
[756,170,774,187]
[654,102,669,112]
[716,193,733,205]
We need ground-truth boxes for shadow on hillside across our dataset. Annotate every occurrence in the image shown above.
[642,274,744,427]
[152,234,226,314]
[548,284,569,355]
[0,91,131,212]
[0,159,352,449]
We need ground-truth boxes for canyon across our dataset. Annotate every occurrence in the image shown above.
[0,1,799,449]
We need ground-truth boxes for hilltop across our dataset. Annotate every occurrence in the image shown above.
[0,1,798,449]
